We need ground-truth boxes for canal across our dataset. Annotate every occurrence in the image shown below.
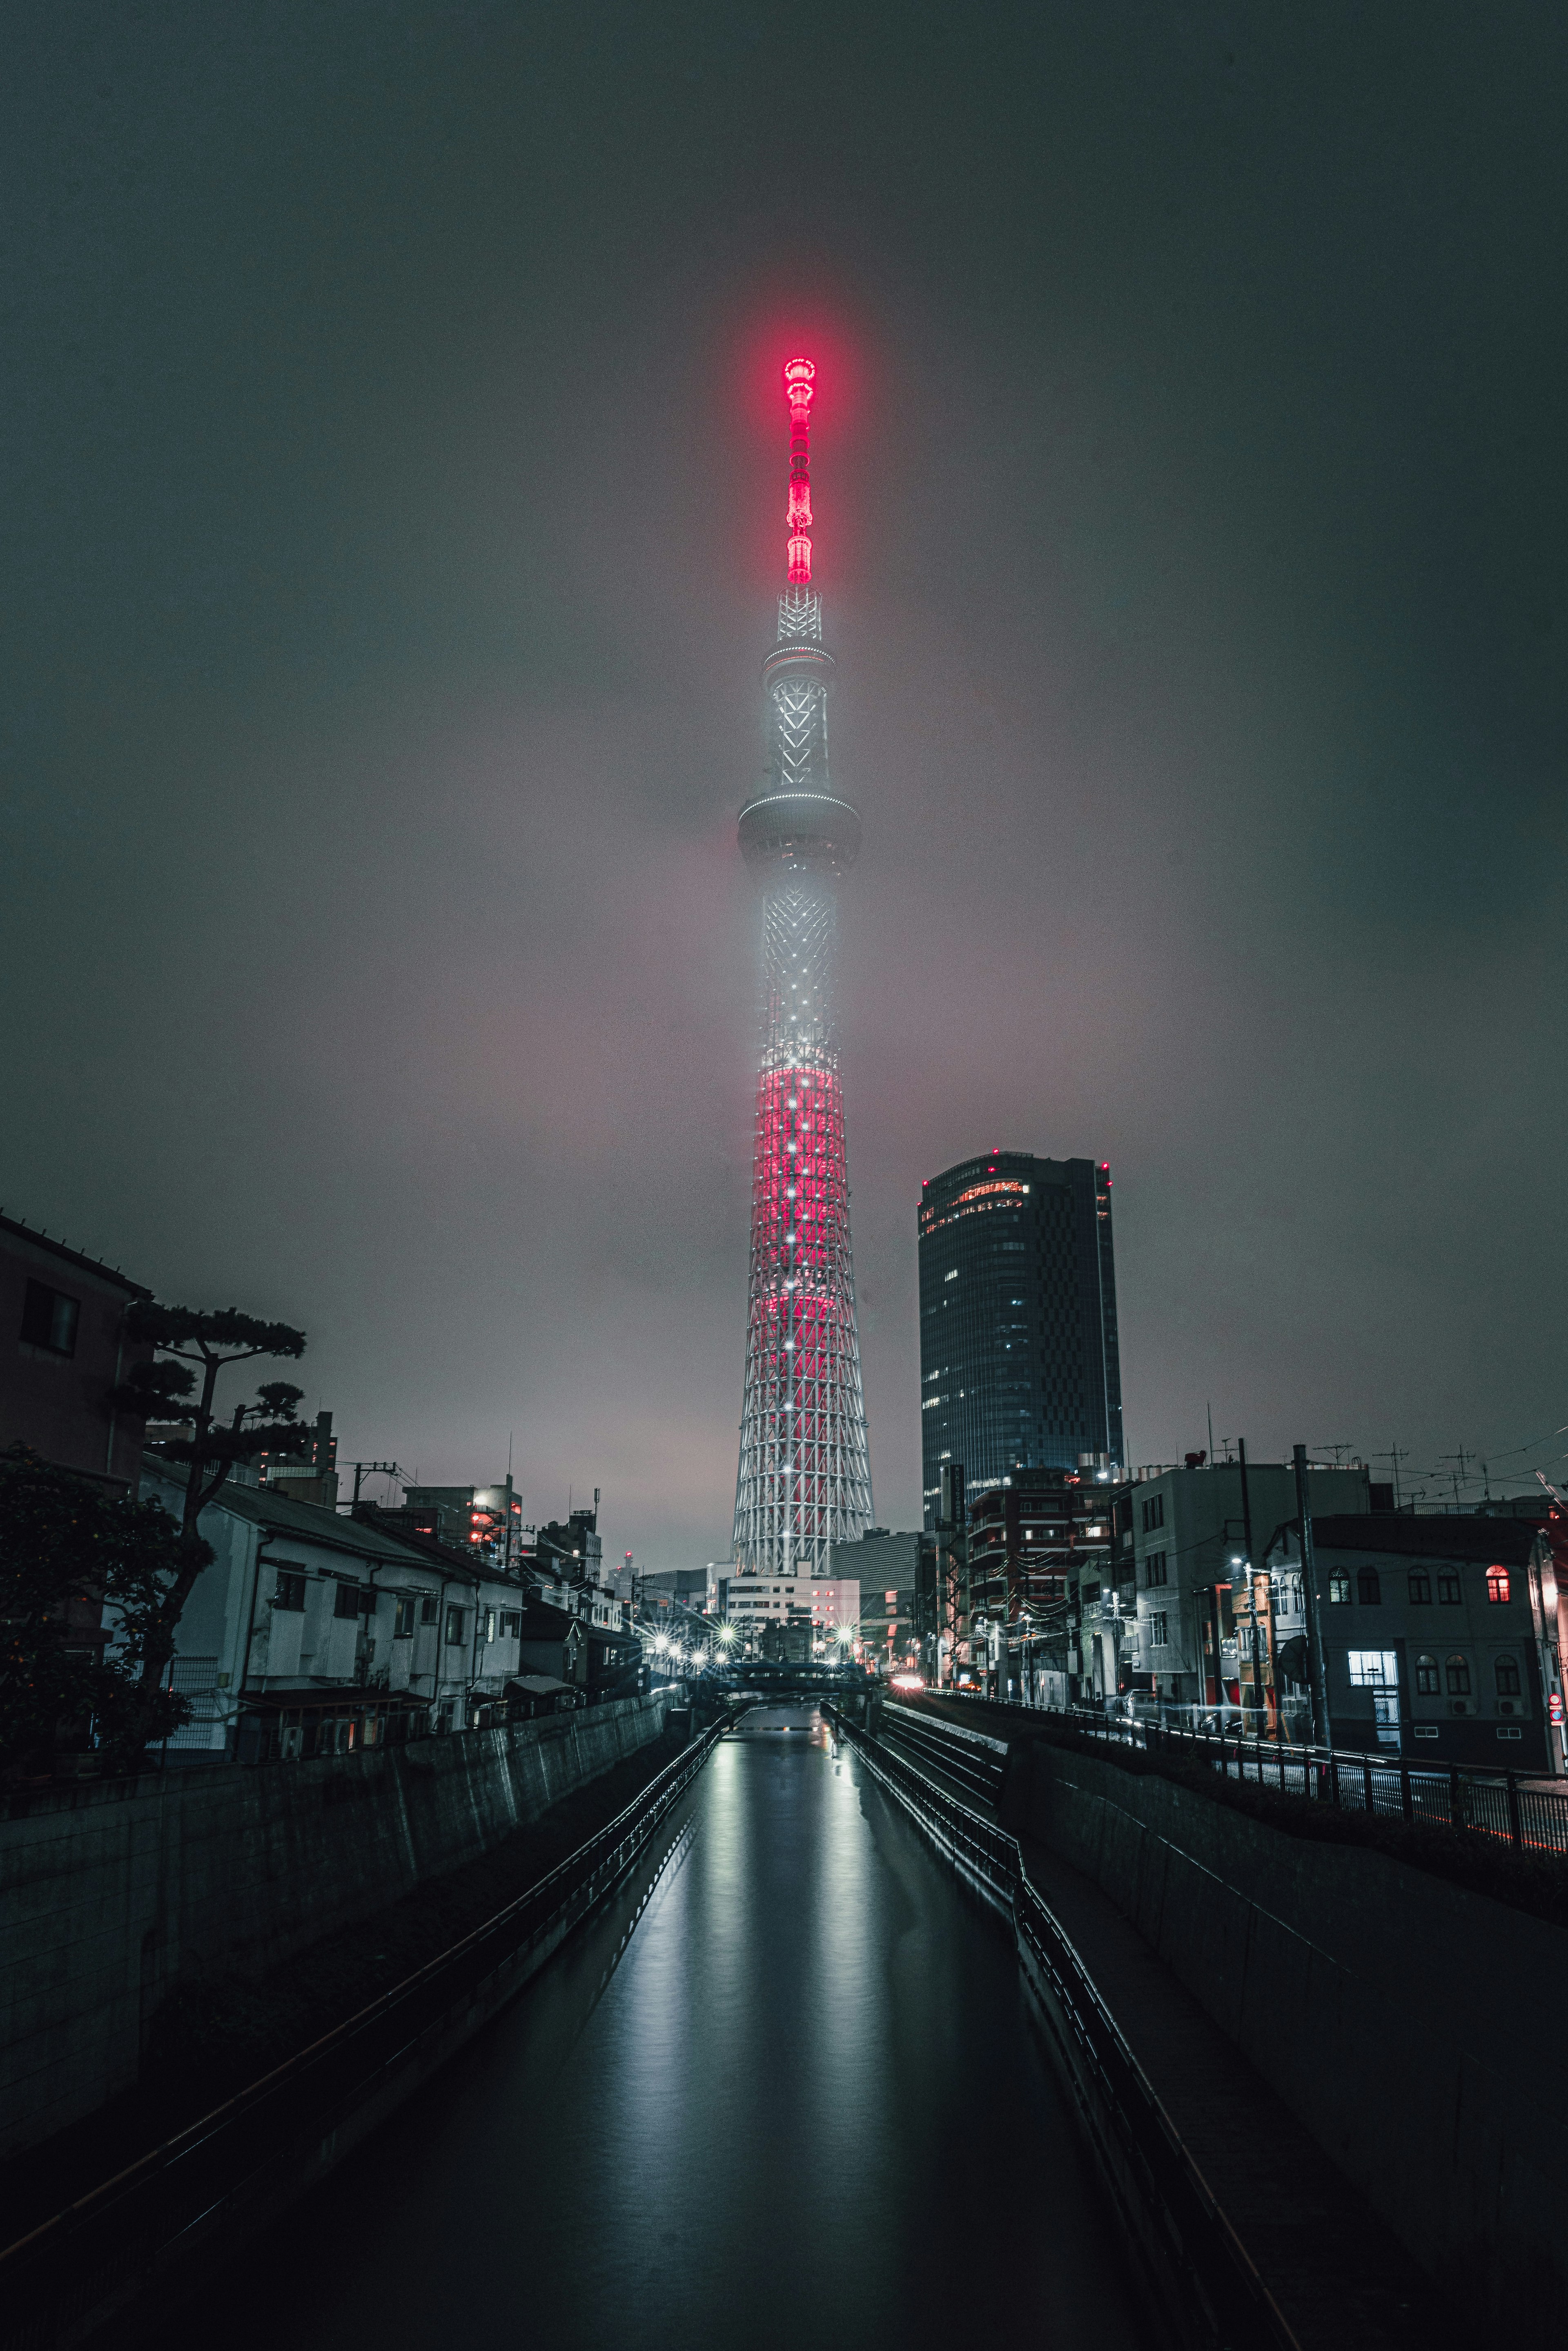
[181,1707,1140,2350]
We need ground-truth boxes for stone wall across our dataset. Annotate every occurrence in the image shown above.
[1,1693,667,2157]
[1003,1740,1568,2341]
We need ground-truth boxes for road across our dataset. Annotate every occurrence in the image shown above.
[178,1706,1140,2351]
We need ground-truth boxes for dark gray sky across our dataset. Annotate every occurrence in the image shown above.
[4,3,1565,1563]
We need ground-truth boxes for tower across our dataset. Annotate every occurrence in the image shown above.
[731,358,873,1576]
[918,1152,1125,1520]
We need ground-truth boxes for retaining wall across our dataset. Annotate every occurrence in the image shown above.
[1,1693,667,2157]
[1002,1740,1568,2342]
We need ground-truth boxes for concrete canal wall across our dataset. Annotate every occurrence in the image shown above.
[0,1692,667,2157]
[1003,1738,1568,2340]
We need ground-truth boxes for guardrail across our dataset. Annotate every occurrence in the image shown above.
[925,1694,1568,1857]
[878,1700,1007,1809]
[829,1705,1298,2351]
[0,1713,735,2351]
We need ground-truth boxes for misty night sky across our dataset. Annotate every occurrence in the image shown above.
[3,4,1565,1564]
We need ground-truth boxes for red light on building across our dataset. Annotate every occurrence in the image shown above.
[787,532,812,582]
[787,479,812,530]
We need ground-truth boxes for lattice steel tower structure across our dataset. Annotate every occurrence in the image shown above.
[731,357,873,1575]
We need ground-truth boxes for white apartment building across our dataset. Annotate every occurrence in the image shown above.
[138,1459,543,1758]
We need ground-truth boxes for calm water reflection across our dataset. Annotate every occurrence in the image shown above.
[191,1707,1138,2351]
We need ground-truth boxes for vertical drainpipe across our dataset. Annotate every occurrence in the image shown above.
[105,1297,130,1478]
[234,1529,277,1760]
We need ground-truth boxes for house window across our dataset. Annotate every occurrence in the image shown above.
[483,1609,496,1643]
[1149,1611,1168,1647]
[1437,1571,1462,1604]
[501,1611,521,1638]
[334,1582,363,1621]
[1328,1573,1352,1604]
[20,1279,79,1356]
[1348,1651,1399,1687]
[1408,1571,1431,1605]
[1486,1567,1511,1605]
[1081,1581,1101,1605]
[445,1607,467,1645]
[1141,1495,1165,1533]
[1145,1551,1168,1587]
[1415,1653,1439,1695]
[394,1595,416,1638]
[421,1597,438,1625]
[1446,1654,1471,1696]
[1356,1568,1381,1605]
[1495,1656,1521,1696]
[273,1570,307,1611]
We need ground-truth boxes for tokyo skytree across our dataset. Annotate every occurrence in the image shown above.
[731,357,873,1575]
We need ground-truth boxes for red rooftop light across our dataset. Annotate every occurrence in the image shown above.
[783,359,817,581]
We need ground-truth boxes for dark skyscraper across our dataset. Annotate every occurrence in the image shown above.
[918,1152,1125,1521]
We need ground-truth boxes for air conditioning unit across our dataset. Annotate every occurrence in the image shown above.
[1449,1699,1469,1716]
[1499,1700,1516,1717]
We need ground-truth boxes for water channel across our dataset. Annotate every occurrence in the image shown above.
[184,1707,1140,2351]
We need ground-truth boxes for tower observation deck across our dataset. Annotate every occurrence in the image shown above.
[732,358,873,1577]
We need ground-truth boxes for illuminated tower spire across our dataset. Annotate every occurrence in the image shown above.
[732,359,873,1579]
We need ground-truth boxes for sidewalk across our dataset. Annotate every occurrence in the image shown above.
[1013,1826,1454,2351]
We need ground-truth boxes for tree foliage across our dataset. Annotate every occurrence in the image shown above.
[108,1300,311,1744]
[0,1445,192,1777]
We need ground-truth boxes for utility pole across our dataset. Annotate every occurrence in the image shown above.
[1238,1439,1270,1737]
[343,1461,410,1511]
[1294,1444,1329,1749]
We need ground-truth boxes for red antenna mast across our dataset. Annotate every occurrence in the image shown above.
[783,357,815,582]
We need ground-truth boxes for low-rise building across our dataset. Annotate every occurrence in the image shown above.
[1107,1457,1372,1720]
[1265,1512,1564,1772]
[0,1211,152,1489]
[138,1459,544,1759]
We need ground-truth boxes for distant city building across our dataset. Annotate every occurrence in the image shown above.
[829,1528,929,1670]
[399,1480,526,1570]
[0,1210,152,1489]
[918,1153,1124,1522]
[969,1471,1115,1627]
[257,1409,338,1510]
[716,1571,860,1659]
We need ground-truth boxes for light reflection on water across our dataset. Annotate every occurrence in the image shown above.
[184,1703,1137,2351]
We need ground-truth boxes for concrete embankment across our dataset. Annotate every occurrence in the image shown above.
[0,1693,667,2157]
[1002,1736,1568,2342]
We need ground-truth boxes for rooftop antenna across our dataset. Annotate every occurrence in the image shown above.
[1371,1443,1410,1509]
[1207,1402,1215,1462]
[1436,1446,1476,1509]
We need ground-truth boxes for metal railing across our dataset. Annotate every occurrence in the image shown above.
[0,1714,735,2351]
[829,1705,1298,2351]
[926,1694,1568,1858]
[878,1700,1007,1809]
